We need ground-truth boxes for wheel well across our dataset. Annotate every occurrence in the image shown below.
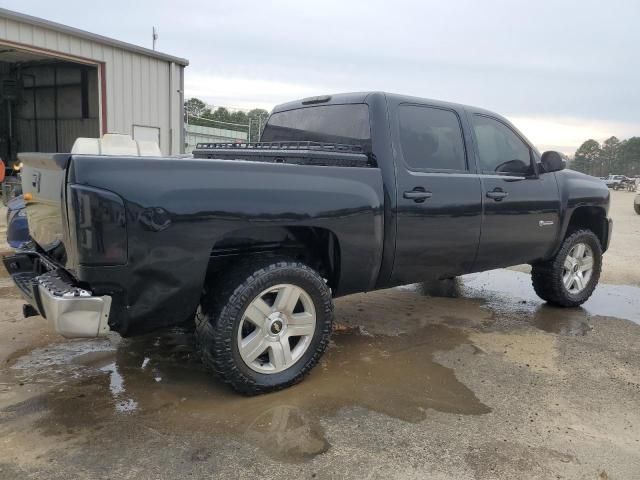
[206,226,341,291]
[566,206,608,250]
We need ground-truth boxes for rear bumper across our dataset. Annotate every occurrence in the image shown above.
[2,252,111,338]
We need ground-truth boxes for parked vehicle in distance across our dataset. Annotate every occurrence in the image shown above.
[5,195,30,249]
[634,191,640,214]
[604,174,631,190]
[3,92,612,394]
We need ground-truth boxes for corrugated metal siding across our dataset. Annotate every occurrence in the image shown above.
[0,14,185,155]
[17,118,99,152]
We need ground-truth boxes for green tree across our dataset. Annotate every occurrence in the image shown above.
[600,136,620,176]
[184,97,208,118]
[208,107,231,122]
[572,139,601,175]
[619,137,640,176]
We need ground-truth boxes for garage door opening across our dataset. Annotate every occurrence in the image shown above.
[0,45,100,169]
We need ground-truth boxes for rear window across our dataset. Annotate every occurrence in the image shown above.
[261,104,371,149]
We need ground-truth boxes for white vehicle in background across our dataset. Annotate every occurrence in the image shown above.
[604,175,630,190]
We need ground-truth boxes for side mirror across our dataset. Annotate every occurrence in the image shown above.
[540,151,566,173]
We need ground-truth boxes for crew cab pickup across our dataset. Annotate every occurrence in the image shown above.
[3,92,612,394]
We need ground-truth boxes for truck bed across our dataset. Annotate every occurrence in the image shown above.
[16,149,385,335]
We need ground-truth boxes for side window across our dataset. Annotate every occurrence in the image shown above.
[398,105,467,171]
[471,115,532,175]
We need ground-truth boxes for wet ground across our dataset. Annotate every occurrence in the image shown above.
[0,191,639,479]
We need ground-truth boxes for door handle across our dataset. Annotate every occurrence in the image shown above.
[403,188,433,202]
[486,189,508,201]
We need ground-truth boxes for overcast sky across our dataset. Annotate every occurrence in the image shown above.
[5,0,639,153]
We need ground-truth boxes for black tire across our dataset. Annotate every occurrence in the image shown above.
[635,203,640,215]
[195,258,333,395]
[531,229,602,307]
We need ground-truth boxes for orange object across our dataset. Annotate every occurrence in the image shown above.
[24,192,33,201]
[0,159,5,182]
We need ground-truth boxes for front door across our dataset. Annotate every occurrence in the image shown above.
[468,113,561,270]
[391,103,483,284]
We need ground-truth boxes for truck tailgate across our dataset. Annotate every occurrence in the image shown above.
[18,153,70,251]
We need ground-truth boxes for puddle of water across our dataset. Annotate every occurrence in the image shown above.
[6,324,489,463]
[10,339,115,384]
[414,269,640,332]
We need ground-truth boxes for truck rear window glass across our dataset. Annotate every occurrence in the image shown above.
[398,105,467,171]
[261,104,371,149]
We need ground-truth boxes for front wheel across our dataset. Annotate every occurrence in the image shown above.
[531,229,602,307]
[195,258,334,395]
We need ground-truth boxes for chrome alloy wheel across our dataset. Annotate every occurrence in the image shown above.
[238,284,317,374]
[562,243,594,294]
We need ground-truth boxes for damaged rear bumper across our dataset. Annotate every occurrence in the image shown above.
[2,252,111,338]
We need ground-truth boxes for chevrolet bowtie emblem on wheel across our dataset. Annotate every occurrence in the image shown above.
[271,321,282,333]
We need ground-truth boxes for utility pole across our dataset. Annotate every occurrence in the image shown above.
[152,27,158,50]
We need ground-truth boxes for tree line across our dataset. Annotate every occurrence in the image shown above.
[572,136,640,177]
[184,97,270,142]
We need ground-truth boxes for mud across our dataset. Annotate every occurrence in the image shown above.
[2,319,491,463]
[2,266,640,469]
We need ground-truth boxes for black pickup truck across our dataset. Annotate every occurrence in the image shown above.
[3,92,612,394]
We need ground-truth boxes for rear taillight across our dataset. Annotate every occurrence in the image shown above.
[68,185,127,265]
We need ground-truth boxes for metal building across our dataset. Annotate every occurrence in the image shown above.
[0,8,188,165]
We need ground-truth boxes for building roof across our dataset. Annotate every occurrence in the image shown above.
[0,8,189,66]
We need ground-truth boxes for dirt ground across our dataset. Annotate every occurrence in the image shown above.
[0,190,639,480]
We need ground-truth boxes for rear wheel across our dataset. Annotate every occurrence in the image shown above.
[195,258,333,395]
[531,229,602,307]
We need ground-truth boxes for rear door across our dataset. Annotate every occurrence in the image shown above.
[468,113,561,270]
[390,102,483,284]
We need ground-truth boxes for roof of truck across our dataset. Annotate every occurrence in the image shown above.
[271,92,537,154]
[272,91,498,117]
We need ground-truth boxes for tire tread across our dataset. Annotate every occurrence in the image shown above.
[531,229,602,307]
[195,257,333,395]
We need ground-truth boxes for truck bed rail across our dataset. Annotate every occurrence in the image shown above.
[192,141,374,168]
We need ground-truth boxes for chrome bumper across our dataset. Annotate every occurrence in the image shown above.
[2,252,111,338]
[37,281,111,338]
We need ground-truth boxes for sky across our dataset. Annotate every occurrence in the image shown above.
[4,0,640,154]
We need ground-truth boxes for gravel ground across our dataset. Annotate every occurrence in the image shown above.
[0,190,638,480]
